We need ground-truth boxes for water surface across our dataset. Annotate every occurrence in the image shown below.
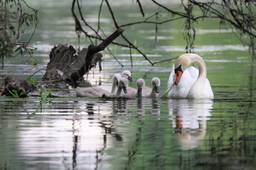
[1,1,256,170]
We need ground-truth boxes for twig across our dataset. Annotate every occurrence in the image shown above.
[71,0,94,44]
[136,0,145,17]
[152,57,177,65]
[129,46,133,68]
[76,0,101,38]
[97,0,104,33]
[119,16,184,28]
[151,0,188,18]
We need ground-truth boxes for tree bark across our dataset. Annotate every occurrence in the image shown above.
[42,29,123,88]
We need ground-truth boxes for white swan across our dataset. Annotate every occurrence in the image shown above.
[111,70,132,94]
[163,53,214,99]
[136,77,161,97]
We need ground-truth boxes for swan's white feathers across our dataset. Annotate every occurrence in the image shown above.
[167,53,213,99]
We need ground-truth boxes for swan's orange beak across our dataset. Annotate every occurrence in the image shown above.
[175,70,183,85]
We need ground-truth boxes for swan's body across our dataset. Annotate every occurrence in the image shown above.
[164,53,214,99]
[76,86,112,98]
[136,77,161,98]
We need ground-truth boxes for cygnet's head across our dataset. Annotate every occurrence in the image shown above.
[136,78,145,88]
[151,77,160,94]
[121,70,132,82]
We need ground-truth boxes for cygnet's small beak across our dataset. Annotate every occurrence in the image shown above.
[154,85,160,93]
[128,76,133,82]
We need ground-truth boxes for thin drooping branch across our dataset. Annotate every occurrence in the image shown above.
[97,0,104,33]
[136,0,145,17]
[76,0,101,38]
[105,0,153,65]
[151,0,188,18]
[152,57,177,65]
[71,0,130,48]
[71,0,94,44]
[119,15,184,28]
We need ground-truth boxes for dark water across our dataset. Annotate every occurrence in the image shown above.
[1,0,256,170]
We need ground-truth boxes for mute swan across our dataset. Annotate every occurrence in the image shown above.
[111,70,132,94]
[136,77,161,97]
[163,53,214,99]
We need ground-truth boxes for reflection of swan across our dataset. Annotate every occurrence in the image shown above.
[136,77,161,98]
[163,53,214,99]
[168,99,213,150]
[112,98,128,114]
[151,98,160,118]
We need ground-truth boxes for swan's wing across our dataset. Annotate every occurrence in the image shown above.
[188,78,214,99]
[186,66,199,80]
[204,78,214,99]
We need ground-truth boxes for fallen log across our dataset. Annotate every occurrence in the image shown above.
[42,28,123,88]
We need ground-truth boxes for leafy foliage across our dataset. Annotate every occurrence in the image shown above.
[0,0,38,68]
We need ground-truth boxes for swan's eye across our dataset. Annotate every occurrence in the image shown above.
[128,76,133,82]
[175,64,183,74]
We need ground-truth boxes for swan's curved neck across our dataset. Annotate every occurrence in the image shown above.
[190,54,207,78]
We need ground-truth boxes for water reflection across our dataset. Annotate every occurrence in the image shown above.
[168,99,213,150]
[136,98,161,118]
